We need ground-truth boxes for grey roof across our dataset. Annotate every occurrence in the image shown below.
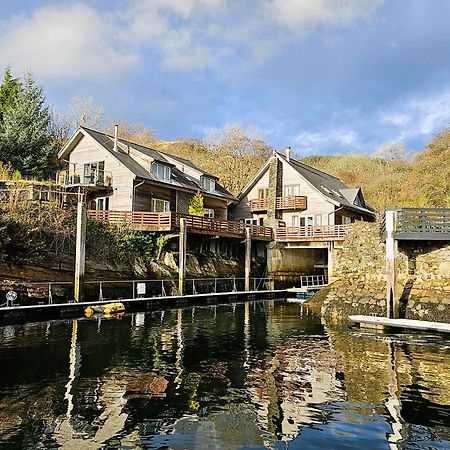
[277,153,376,216]
[81,127,236,202]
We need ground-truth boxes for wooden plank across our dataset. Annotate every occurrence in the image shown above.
[349,315,450,334]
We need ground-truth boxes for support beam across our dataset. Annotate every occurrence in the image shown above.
[74,197,87,303]
[327,241,335,281]
[385,210,400,318]
[245,226,251,291]
[178,218,187,296]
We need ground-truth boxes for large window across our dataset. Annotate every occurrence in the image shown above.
[151,198,170,212]
[201,177,216,192]
[284,184,300,196]
[292,215,313,227]
[83,161,104,185]
[151,163,171,181]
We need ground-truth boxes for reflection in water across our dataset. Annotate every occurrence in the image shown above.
[0,301,449,449]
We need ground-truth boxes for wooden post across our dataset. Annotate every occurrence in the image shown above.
[245,226,251,291]
[74,196,87,303]
[327,241,334,281]
[178,218,187,296]
[386,210,399,318]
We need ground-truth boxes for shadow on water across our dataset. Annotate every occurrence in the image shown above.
[0,300,449,449]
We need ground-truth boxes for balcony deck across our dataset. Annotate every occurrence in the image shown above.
[381,208,450,241]
[88,210,273,241]
[249,196,307,212]
[275,225,348,242]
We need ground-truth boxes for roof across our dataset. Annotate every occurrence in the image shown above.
[60,127,236,202]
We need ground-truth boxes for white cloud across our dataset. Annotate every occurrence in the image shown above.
[293,127,359,153]
[266,0,385,33]
[0,4,138,80]
[381,113,411,126]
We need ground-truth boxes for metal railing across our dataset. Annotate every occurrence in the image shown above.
[298,275,328,287]
[248,196,307,212]
[275,225,348,242]
[0,277,274,306]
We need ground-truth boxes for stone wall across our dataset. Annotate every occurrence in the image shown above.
[308,221,450,323]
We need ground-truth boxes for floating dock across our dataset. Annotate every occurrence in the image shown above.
[349,315,450,334]
[0,289,286,325]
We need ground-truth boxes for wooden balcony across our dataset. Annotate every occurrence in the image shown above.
[57,169,113,191]
[381,208,450,241]
[248,196,307,212]
[88,210,273,241]
[275,225,348,242]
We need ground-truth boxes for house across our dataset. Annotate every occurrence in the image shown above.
[232,149,376,283]
[233,149,376,234]
[58,126,236,219]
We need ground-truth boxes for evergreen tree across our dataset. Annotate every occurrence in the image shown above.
[188,191,204,216]
[0,67,21,120]
[0,72,56,178]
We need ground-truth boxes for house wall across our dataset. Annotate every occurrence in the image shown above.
[203,196,228,220]
[68,134,134,210]
[134,182,176,211]
[280,161,335,226]
[233,157,335,225]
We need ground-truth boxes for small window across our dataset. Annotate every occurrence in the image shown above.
[284,185,300,196]
[151,163,171,181]
[96,197,109,210]
[203,208,215,218]
[300,215,314,227]
[151,198,170,212]
[258,188,269,199]
[201,177,216,192]
[244,218,258,226]
[332,190,343,198]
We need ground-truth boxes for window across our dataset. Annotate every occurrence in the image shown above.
[258,188,269,199]
[96,197,109,210]
[244,218,258,225]
[83,161,105,185]
[201,177,216,192]
[342,216,352,224]
[151,163,171,181]
[284,184,300,196]
[203,208,215,218]
[151,198,170,212]
[354,194,364,207]
[299,215,314,227]
[292,216,299,227]
[315,214,322,226]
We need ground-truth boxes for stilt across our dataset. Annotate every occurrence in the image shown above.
[245,226,251,291]
[74,196,87,303]
[385,210,400,318]
[327,241,334,280]
[178,218,187,296]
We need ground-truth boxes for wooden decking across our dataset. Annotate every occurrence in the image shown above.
[349,315,450,334]
[249,196,307,212]
[275,224,348,242]
[381,208,450,241]
[88,210,273,241]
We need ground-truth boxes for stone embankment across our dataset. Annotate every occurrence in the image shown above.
[307,222,450,323]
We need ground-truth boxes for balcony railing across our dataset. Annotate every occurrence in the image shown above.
[275,225,348,242]
[88,210,273,241]
[248,196,307,212]
[57,169,113,189]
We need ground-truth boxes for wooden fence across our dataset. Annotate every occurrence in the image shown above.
[275,225,348,242]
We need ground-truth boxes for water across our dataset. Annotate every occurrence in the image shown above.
[0,300,449,449]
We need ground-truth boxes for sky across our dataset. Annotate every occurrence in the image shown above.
[1,0,450,157]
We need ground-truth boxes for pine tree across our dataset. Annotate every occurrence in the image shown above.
[0,72,57,178]
[188,191,204,216]
[0,67,21,120]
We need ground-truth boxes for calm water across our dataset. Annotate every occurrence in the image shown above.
[1,300,450,449]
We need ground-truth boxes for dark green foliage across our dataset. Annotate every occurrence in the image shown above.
[0,72,57,179]
[0,67,21,120]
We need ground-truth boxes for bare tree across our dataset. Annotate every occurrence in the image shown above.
[373,142,411,161]
[106,121,155,146]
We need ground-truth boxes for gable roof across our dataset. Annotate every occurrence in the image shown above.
[58,127,236,202]
[238,152,375,216]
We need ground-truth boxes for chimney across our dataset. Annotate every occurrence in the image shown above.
[285,146,291,162]
[113,124,119,152]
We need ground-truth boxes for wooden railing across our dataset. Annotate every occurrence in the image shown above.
[172,213,273,240]
[88,210,172,230]
[88,210,273,240]
[381,208,450,241]
[275,225,348,242]
[248,196,307,212]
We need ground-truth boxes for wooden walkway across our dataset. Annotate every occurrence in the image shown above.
[349,315,450,334]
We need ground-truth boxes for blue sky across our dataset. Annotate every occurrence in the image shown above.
[1,0,450,157]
